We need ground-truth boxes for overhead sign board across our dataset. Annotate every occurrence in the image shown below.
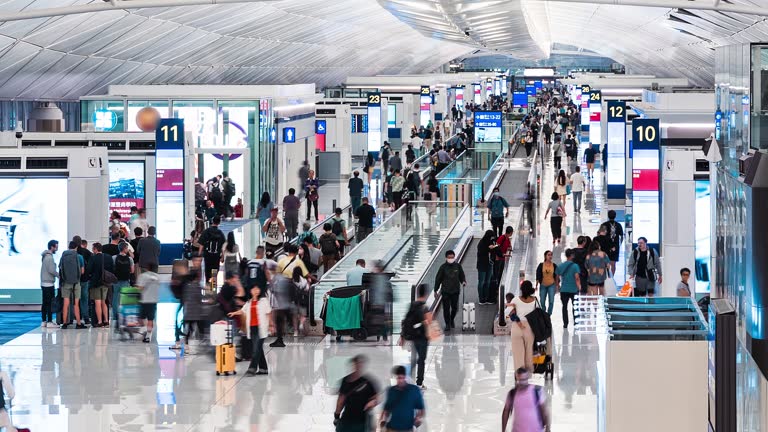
[606,100,627,199]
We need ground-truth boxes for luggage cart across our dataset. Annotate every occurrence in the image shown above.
[118,286,143,341]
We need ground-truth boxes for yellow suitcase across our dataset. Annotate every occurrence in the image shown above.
[215,343,236,376]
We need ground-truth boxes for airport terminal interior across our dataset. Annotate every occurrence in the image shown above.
[0,0,767,431]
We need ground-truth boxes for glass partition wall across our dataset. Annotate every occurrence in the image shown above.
[81,98,275,213]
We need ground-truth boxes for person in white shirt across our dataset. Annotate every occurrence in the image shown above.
[569,166,586,213]
[346,259,368,286]
[0,369,17,432]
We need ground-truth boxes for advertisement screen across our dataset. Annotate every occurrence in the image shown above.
[485,81,492,99]
[695,180,711,293]
[589,102,602,145]
[473,83,481,104]
[156,149,184,244]
[456,88,464,110]
[632,148,660,245]
[0,179,68,297]
[493,79,501,96]
[109,161,145,220]
[420,94,431,127]
[526,85,535,97]
[474,111,502,143]
[606,122,626,195]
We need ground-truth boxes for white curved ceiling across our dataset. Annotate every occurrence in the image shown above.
[0,0,471,100]
[1,0,768,100]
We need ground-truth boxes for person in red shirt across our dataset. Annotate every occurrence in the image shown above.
[492,226,514,303]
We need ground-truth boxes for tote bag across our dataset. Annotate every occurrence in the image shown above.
[525,298,552,343]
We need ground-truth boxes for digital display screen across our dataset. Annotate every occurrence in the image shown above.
[513,92,528,108]
[606,122,626,197]
[526,85,535,96]
[109,161,145,220]
[456,88,464,110]
[420,94,431,127]
[493,79,501,96]
[387,105,396,127]
[695,180,711,293]
[589,102,602,145]
[156,149,184,244]
[632,149,660,245]
[474,111,502,143]
[473,83,481,104]
[0,179,68,295]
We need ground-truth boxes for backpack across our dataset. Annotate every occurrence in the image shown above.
[113,254,132,281]
[400,303,423,341]
[183,240,195,260]
[244,260,267,291]
[320,234,338,255]
[195,184,207,201]
[209,186,223,202]
[489,196,506,218]
[223,179,236,197]
[331,218,344,236]
[59,250,81,285]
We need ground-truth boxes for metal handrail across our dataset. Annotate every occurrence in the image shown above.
[481,151,506,200]
[434,150,468,180]
[497,204,526,326]
[410,204,471,301]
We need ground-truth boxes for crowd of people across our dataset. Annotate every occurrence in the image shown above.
[39,206,162,343]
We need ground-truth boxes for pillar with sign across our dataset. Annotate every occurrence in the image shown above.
[607,101,627,200]
[588,90,602,147]
[155,118,186,264]
[631,118,661,249]
[367,92,382,158]
[580,85,591,132]
[419,86,431,127]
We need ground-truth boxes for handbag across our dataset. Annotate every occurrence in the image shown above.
[566,184,572,195]
[525,298,552,343]
[101,254,117,287]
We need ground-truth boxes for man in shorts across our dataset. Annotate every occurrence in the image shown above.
[59,240,86,329]
[85,242,114,328]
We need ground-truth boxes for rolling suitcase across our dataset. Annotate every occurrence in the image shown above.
[462,302,475,331]
[215,319,237,376]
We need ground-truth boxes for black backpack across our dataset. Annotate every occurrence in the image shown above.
[331,218,344,236]
[59,250,81,285]
[320,235,338,255]
[401,303,422,341]
[114,254,132,281]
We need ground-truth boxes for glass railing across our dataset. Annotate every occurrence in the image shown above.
[312,201,467,321]
[436,150,502,204]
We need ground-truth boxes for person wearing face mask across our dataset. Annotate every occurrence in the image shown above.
[434,250,466,332]
[487,188,510,238]
[502,368,551,432]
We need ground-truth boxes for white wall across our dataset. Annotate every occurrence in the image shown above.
[276,116,316,201]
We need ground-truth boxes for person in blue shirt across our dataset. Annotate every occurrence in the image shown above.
[379,365,425,431]
[487,187,509,237]
[345,259,368,286]
[555,249,582,329]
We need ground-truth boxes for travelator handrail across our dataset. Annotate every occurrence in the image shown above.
[405,204,471,307]
[480,150,506,200]
[273,203,352,258]
[308,201,466,326]
[496,204,527,326]
[496,143,540,325]
[434,150,468,180]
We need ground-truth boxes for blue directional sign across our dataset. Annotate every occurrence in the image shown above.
[315,120,327,135]
[283,127,296,143]
[269,126,276,143]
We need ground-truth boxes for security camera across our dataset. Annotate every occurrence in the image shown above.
[14,124,22,139]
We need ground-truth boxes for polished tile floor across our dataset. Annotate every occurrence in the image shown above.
[2,152,611,431]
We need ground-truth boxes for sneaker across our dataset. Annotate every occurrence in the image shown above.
[169,343,182,350]
[245,368,258,376]
[46,322,56,328]
[75,324,87,329]
[269,340,286,348]
[256,369,268,375]
[293,331,299,337]
[41,321,47,327]
[60,324,69,330]
[142,337,150,343]
[419,384,427,391]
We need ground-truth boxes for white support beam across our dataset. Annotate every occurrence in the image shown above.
[529,0,768,17]
[0,0,277,22]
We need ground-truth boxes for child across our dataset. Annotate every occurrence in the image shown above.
[228,284,272,376]
[136,264,160,343]
[504,292,519,322]
[234,198,244,219]
[204,200,217,226]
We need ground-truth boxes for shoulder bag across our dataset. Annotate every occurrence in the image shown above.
[525,298,552,343]
[101,255,118,287]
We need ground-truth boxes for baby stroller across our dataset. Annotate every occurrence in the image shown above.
[320,286,370,341]
[119,286,143,341]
